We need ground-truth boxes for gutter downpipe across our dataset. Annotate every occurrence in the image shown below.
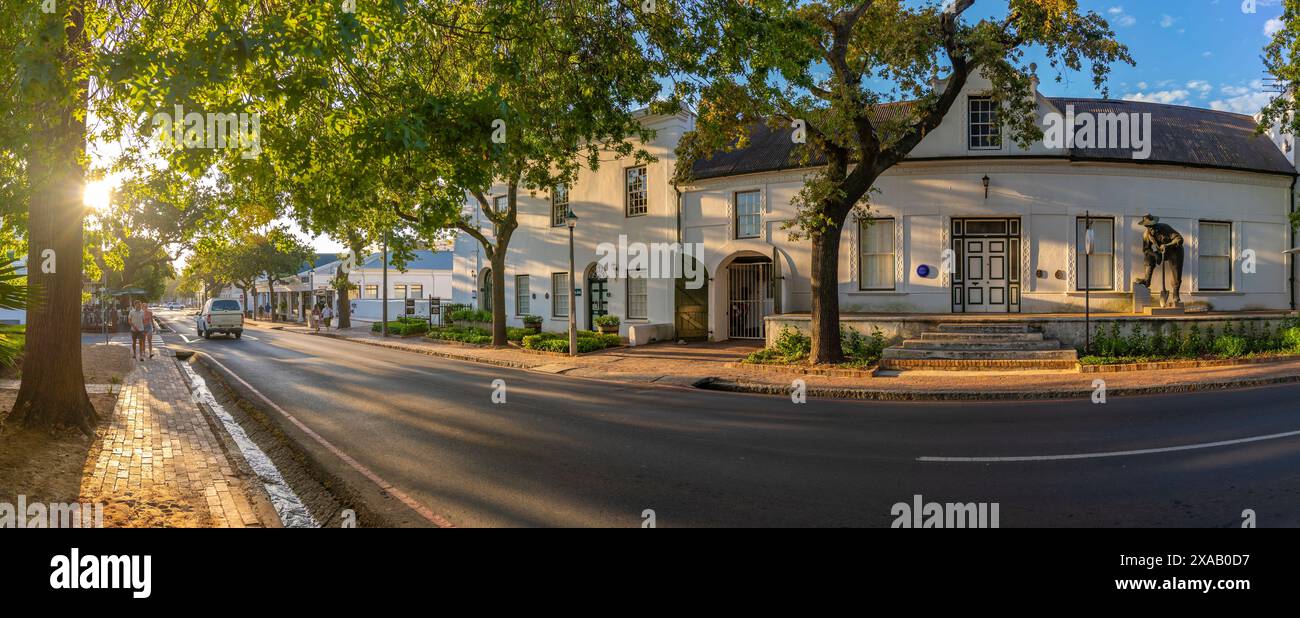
[1291,174,1296,311]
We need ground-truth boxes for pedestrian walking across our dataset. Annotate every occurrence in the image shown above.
[311,304,322,333]
[142,302,156,358]
[322,304,333,330]
[128,301,146,361]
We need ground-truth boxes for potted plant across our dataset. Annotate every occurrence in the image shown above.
[522,314,543,333]
[594,314,620,335]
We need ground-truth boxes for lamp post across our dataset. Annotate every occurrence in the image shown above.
[1084,210,1094,355]
[566,208,579,357]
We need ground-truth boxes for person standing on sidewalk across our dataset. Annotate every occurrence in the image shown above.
[310,304,321,333]
[322,303,333,331]
[128,301,146,361]
[142,302,156,359]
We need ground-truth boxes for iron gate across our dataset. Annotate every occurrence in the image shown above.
[728,262,771,339]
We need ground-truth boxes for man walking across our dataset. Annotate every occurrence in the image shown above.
[128,300,147,362]
[322,303,333,331]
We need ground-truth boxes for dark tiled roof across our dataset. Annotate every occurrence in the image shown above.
[688,98,1294,180]
[1048,98,1294,175]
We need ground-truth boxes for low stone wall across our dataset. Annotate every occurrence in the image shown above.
[765,312,1296,349]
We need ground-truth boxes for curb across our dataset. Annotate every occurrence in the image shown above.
[696,372,1300,401]
[261,324,1300,403]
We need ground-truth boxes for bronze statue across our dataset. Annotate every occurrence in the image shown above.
[1134,214,1184,306]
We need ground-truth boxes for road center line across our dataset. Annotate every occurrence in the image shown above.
[918,428,1300,462]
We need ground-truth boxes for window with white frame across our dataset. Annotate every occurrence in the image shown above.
[552,273,569,317]
[625,166,647,216]
[858,217,895,291]
[493,195,507,213]
[627,272,648,319]
[735,190,762,239]
[394,284,407,299]
[409,285,423,298]
[515,275,530,315]
[1198,221,1232,291]
[551,183,569,227]
[968,96,1001,150]
[1075,217,1115,291]
[364,285,379,299]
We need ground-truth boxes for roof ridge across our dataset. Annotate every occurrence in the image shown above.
[1047,96,1258,122]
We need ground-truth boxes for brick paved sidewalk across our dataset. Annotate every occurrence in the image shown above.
[246,320,1300,399]
[79,358,267,528]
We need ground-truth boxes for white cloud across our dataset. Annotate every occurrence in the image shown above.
[1123,90,1191,105]
[1108,6,1137,27]
[1187,80,1213,96]
[1160,14,1177,28]
[1265,18,1284,36]
[1211,81,1275,114]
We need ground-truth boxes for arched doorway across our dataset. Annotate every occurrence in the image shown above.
[479,267,493,313]
[724,254,773,340]
[674,258,709,340]
[585,264,609,330]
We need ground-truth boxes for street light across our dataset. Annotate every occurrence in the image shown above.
[566,208,579,357]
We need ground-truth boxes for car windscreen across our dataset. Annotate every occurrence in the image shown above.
[210,300,241,312]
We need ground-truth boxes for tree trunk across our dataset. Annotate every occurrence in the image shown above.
[489,250,508,346]
[808,224,845,365]
[10,2,96,436]
[266,279,276,321]
[334,275,352,329]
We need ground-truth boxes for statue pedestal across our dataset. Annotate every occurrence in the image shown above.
[1144,305,1186,316]
[1132,285,1152,314]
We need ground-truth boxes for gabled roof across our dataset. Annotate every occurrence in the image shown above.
[688,98,1295,180]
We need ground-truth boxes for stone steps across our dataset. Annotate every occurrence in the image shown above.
[880,322,1078,371]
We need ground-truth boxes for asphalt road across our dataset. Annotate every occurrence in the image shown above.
[154,310,1300,527]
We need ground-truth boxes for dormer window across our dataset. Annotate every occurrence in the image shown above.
[968,96,1001,150]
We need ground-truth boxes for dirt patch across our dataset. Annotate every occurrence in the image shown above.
[81,344,134,384]
[0,344,130,516]
[0,392,117,506]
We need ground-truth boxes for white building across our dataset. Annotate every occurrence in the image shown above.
[237,250,453,322]
[456,73,1298,343]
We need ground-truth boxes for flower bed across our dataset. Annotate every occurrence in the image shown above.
[1080,319,1300,364]
[520,331,621,354]
[743,326,888,369]
[370,317,429,337]
[426,325,533,345]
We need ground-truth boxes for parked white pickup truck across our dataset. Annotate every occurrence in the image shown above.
[197,299,244,339]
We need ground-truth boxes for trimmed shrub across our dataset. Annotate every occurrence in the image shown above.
[1212,335,1249,358]
[1282,326,1300,352]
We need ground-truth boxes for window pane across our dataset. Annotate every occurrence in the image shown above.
[736,191,761,238]
[552,184,568,226]
[859,218,895,290]
[1198,222,1231,290]
[1200,223,1231,257]
[626,167,647,216]
[411,285,422,298]
[627,274,648,319]
[1075,218,1115,290]
[552,274,569,317]
[516,276,529,315]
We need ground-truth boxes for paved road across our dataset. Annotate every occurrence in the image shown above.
[154,310,1300,527]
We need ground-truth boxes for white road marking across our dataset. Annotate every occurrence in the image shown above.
[918,428,1300,462]
[179,361,317,528]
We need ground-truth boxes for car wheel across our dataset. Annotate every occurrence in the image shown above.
[203,331,212,340]
[234,332,242,340]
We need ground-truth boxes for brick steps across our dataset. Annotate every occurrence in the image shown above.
[881,322,1079,371]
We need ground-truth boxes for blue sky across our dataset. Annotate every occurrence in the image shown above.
[985,0,1285,114]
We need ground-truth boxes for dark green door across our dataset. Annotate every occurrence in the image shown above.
[587,276,608,329]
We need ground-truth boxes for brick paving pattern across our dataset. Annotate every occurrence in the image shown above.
[80,359,263,528]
